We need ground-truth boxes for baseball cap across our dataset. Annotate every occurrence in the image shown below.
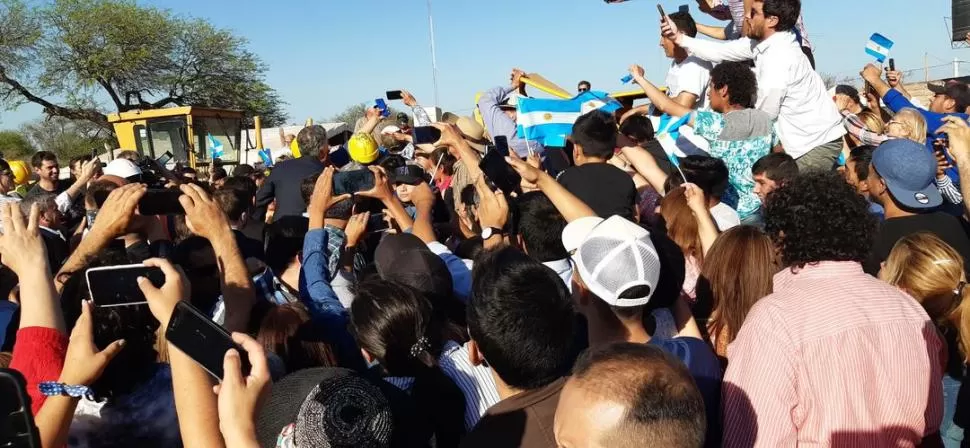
[381,125,402,135]
[102,159,142,179]
[391,165,426,186]
[561,215,661,307]
[928,80,970,112]
[256,367,431,447]
[375,233,453,299]
[871,139,942,210]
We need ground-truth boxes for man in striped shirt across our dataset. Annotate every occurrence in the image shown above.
[724,171,943,446]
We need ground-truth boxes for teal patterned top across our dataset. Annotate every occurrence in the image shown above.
[692,109,776,219]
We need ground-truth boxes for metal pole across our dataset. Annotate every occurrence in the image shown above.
[427,0,440,107]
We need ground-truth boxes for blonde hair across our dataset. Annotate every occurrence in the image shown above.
[882,232,968,361]
[858,110,885,135]
[895,108,928,144]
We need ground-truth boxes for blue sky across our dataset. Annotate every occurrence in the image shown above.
[0,0,966,129]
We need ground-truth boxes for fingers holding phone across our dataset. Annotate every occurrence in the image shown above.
[137,258,190,327]
[214,332,271,446]
[59,300,125,386]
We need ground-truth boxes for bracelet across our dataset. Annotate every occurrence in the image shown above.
[39,381,94,400]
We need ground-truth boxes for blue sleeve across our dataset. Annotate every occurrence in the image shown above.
[301,229,365,370]
[477,86,543,157]
[426,242,472,302]
[884,89,951,134]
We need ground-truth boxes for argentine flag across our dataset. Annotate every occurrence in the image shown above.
[865,33,893,63]
[516,91,621,147]
[206,134,224,159]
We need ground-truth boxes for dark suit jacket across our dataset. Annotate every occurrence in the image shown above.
[254,156,325,222]
[40,228,69,274]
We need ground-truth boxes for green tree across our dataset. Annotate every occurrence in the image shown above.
[0,0,287,131]
[20,116,112,161]
[0,130,36,159]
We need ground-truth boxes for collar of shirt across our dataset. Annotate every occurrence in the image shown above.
[753,30,796,56]
[39,226,66,241]
[773,261,864,291]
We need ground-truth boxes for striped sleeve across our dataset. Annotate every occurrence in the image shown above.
[936,175,963,204]
[723,302,799,447]
[438,342,501,431]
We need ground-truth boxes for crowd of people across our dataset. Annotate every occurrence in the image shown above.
[1,0,969,446]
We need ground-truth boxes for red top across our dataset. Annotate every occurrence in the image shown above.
[10,327,69,415]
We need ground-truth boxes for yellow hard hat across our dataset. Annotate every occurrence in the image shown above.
[347,132,379,165]
[8,160,29,185]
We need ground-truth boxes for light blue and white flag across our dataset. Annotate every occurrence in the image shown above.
[258,148,274,167]
[865,33,894,62]
[206,134,224,159]
[516,91,621,148]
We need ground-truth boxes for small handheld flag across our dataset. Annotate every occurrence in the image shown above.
[516,91,622,148]
[865,33,894,63]
[620,74,634,84]
[258,148,274,167]
[206,134,224,159]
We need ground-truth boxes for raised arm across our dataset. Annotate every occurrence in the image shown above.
[139,258,225,448]
[505,153,596,222]
[696,22,728,40]
[179,183,255,334]
[937,116,970,218]
[683,183,719,256]
[432,122,484,181]
[620,145,672,196]
[663,16,755,63]
[55,160,99,213]
[402,90,433,126]
[629,64,694,118]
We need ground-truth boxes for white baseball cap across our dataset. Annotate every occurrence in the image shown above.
[102,159,142,179]
[561,216,661,307]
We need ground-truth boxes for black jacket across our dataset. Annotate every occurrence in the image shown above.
[254,156,325,222]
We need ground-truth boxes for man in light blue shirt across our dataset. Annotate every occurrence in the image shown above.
[477,69,546,158]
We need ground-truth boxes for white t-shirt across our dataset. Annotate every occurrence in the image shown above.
[710,202,741,231]
[664,56,713,111]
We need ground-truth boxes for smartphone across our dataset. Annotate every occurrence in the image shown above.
[494,136,511,157]
[156,151,174,166]
[375,98,390,118]
[138,188,185,215]
[888,58,896,71]
[386,90,403,101]
[0,369,39,448]
[86,264,165,307]
[412,126,442,145]
[657,4,666,18]
[479,139,522,195]
[165,301,251,380]
[367,212,390,233]
[333,169,376,195]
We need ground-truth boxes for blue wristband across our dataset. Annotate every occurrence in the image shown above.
[39,382,94,400]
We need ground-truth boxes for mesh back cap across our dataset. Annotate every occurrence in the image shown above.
[561,216,661,307]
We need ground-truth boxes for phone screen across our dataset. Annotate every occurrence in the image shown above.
[479,143,522,195]
[375,98,390,117]
[156,151,174,166]
[386,90,403,100]
[86,264,165,307]
[138,189,184,216]
[334,169,376,196]
[0,369,40,448]
[412,126,442,145]
[165,301,251,380]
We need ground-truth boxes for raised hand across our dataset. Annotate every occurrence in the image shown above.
[59,300,125,386]
[179,183,231,241]
[137,257,191,327]
[88,183,147,239]
[0,202,47,278]
[213,332,271,447]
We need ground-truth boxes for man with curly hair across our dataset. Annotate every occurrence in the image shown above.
[722,171,944,446]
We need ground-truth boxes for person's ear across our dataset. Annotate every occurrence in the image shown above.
[360,348,376,364]
[467,339,485,367]
[766,15,779,30]
[718,85,730,99]
[945,97,957,111]
[572,144,582,163]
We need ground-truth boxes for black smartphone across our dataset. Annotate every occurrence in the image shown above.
[479,138,522,195]
[0,369,39,448]
[334,169,376,195]
[156,151,174,166]
[888,58,896,71]
[166,301,251,380]
[412,126,442,145]
[86,264,165,307]
[657,4,666,18]
[138,188,184,215]
[386,90,403,100]
[367,212,390,233]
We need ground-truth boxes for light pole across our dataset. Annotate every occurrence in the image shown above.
[427,0,440,106]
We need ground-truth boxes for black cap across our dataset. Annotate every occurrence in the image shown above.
[928,80,970,112]
[375,233,453,299]
[391,165,426,186]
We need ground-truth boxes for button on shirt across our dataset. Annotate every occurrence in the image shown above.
[679,31,845,159]
[722,262,943,447]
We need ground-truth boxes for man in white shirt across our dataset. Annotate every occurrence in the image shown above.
[663,0,844,172]
[661,11,712,111]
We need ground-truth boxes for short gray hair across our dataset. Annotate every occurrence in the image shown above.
[20,193,58,216]
[297,125,329,160]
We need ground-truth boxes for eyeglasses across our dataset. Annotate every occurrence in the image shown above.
[578,87,590,93]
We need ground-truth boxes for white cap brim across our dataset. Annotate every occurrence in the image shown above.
[561,216,605,254]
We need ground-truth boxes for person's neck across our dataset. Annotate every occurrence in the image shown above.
[577,156,607,166]
[673,52,688,64]
[758,28,778,43]
[279,264,301,293]
[879,197,916,219]
[722,103,745,113]
[584,306,651,348]
[38,178,56,191]
[491,371,525,401]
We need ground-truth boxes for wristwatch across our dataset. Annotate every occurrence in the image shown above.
[481,227,503,240]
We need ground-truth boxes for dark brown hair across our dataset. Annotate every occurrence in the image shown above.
[257,302,338,372]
